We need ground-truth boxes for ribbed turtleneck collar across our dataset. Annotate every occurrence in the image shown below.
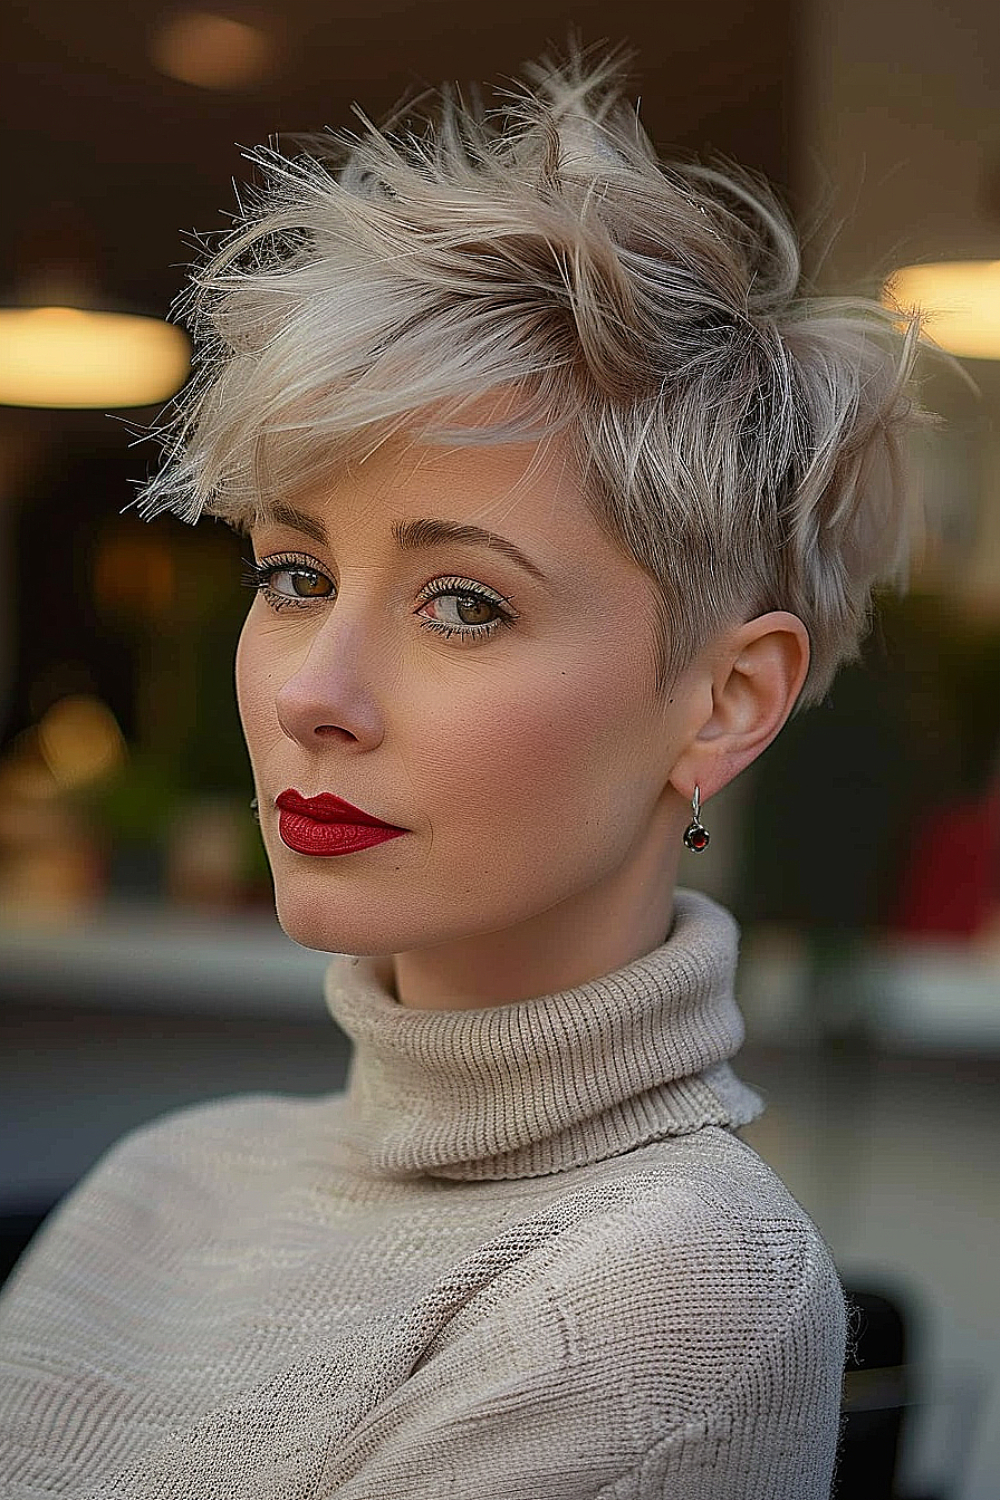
[322,887,765,1181]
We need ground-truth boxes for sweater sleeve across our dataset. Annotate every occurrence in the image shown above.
[319,1180,848,1500]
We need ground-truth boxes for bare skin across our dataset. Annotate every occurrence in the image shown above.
[236,430,810,1010]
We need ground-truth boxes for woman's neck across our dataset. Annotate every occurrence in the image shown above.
[390,838,682,1012]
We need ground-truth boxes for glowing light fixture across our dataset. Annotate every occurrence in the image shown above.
[0,305,191,409]
[151,10,273,90]
[885,261,1000,361]
[37,696,128,790]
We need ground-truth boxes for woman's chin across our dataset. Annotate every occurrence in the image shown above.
[271,888,397,958]
[274,904,358,956]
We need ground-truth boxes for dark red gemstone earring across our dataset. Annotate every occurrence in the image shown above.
[683,785,710,852]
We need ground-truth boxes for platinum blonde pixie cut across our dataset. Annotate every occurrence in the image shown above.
[131,48,930,711]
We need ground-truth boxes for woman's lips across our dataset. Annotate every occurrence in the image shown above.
[277,813,406,857]
[274,789,403,828]
[273,789,408,857]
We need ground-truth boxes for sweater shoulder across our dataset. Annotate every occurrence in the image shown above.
[554,1128,848,1358]
[103,1089,336,1159]
[514,1140,847,1459]
[536,1128,844,1308]
[549,1125,837,1252]
[48,1090,336,1205]
[0,1091,345,1299]
[417,1128,847,1397]
[608,1126,841,1273]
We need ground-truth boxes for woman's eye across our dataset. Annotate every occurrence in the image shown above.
[269,566,330,600]
[419,589,504,633]
[240,557,331,609]
[415,575,517,642]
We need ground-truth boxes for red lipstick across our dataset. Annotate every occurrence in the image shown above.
[274,789,407,857]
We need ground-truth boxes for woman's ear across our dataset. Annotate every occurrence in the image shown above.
[670,612,811,802]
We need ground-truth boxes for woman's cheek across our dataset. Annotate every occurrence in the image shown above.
[236,618,292,736]
[233,622,255,734]
[438,673,601,813]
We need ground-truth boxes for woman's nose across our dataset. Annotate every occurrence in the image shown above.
[273,618,385,747]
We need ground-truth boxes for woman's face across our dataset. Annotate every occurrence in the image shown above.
[235,429,699,1004]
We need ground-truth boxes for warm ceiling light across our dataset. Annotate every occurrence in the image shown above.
[150,10,272,89]
[0,306,191,409]
[885,261,1000,361]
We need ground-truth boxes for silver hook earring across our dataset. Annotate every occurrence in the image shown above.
[683,785,710,852]
[249,796,260,823]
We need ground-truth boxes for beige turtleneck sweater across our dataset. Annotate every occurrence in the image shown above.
[0,889,848,1498]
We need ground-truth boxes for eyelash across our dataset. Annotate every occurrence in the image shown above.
[239,551,518,644]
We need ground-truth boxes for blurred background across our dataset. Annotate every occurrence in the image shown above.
[1,3,999,1496]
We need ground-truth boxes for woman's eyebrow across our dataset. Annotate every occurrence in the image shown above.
[254,502,549,583]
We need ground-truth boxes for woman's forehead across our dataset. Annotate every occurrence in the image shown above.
[257,427,580,536]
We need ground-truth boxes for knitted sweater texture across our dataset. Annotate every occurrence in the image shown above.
[0,889,848,1498]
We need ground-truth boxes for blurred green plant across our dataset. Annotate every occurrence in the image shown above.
[70,748,185,849]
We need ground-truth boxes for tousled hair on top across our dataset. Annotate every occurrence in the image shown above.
[129,46,932,710]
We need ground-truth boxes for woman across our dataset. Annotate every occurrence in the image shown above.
[0,48,926,1498]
